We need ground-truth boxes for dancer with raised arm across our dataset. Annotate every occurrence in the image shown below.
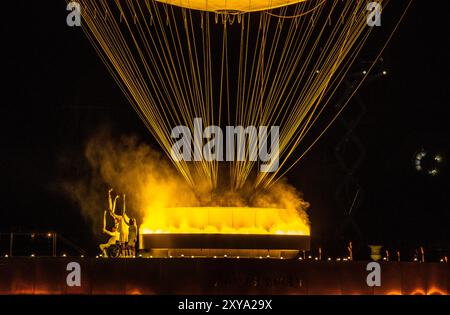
[99,210,120,257]
[109,193,130,245]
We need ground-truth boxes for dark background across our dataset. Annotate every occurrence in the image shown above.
[0,1,448,257]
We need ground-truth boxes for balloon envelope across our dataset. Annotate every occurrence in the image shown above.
[156,0,307,12]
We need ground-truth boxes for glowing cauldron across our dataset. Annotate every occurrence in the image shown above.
[139,207,310,258]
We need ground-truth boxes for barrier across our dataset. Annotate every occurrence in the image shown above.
[0,258,447,295]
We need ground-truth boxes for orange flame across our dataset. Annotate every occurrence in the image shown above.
[140,207,310,235]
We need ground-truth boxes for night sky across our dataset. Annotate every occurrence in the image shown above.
[1,1,449,256]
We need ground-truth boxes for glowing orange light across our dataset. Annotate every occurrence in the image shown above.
[427,287,447,295]
[156,0,308,12]
[386,291,402,295]
[140,207,310,236]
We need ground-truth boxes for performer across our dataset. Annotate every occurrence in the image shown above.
[99,210,120,257]
[108,188,120,227]
[107,190,138,256]
[126,218,138,256]
[109,193,130,245]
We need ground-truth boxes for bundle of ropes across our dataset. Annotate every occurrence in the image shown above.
[71,0,410,193]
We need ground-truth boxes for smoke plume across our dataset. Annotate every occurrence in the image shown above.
[63,130,309,236]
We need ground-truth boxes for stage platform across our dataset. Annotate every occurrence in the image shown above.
[0,258,448,295]
[139,233,310,258]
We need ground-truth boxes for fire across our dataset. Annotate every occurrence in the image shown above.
[66,132,310,237]
[140,207,310,235]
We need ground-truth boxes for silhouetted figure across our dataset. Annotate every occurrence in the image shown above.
[99,210,120,257]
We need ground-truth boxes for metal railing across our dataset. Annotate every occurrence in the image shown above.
[0,232,86,257]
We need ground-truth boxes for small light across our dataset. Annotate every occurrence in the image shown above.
[308,255,312,259]
[259,256,263,259]
[224,255,227,258]
[236,256,240,259]
[413,258,418,262]
[428,168,439,176]
[382,70,387,75]
[181,254,184,257]
[81,255,84,258]
[62,254,67,257]
[362,70,367,75]
[5,255,9,258]
[314,257,318,261]
[315,70,320,74]
[47,233,52,237]
[336,258,341,261]
[138,254,143,257]
[95,255,99,259]
[191,256,194,258]
[213,256,217,258]
[31,234,35,239]
[435,155,443,162]
[343,258,348,261]
[266,255,270,258]
[31,254,35,257]
[280,257,284,259]
[383,257,387,261]
[149,255,153,258]
[169,255,173,258]
[440,259,444,262]
[327,257,331,261]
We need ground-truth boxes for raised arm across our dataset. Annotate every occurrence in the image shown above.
[102,211,107,233]
[108,188,113,212]
[112,195,119,214]
[109,195,120,219]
